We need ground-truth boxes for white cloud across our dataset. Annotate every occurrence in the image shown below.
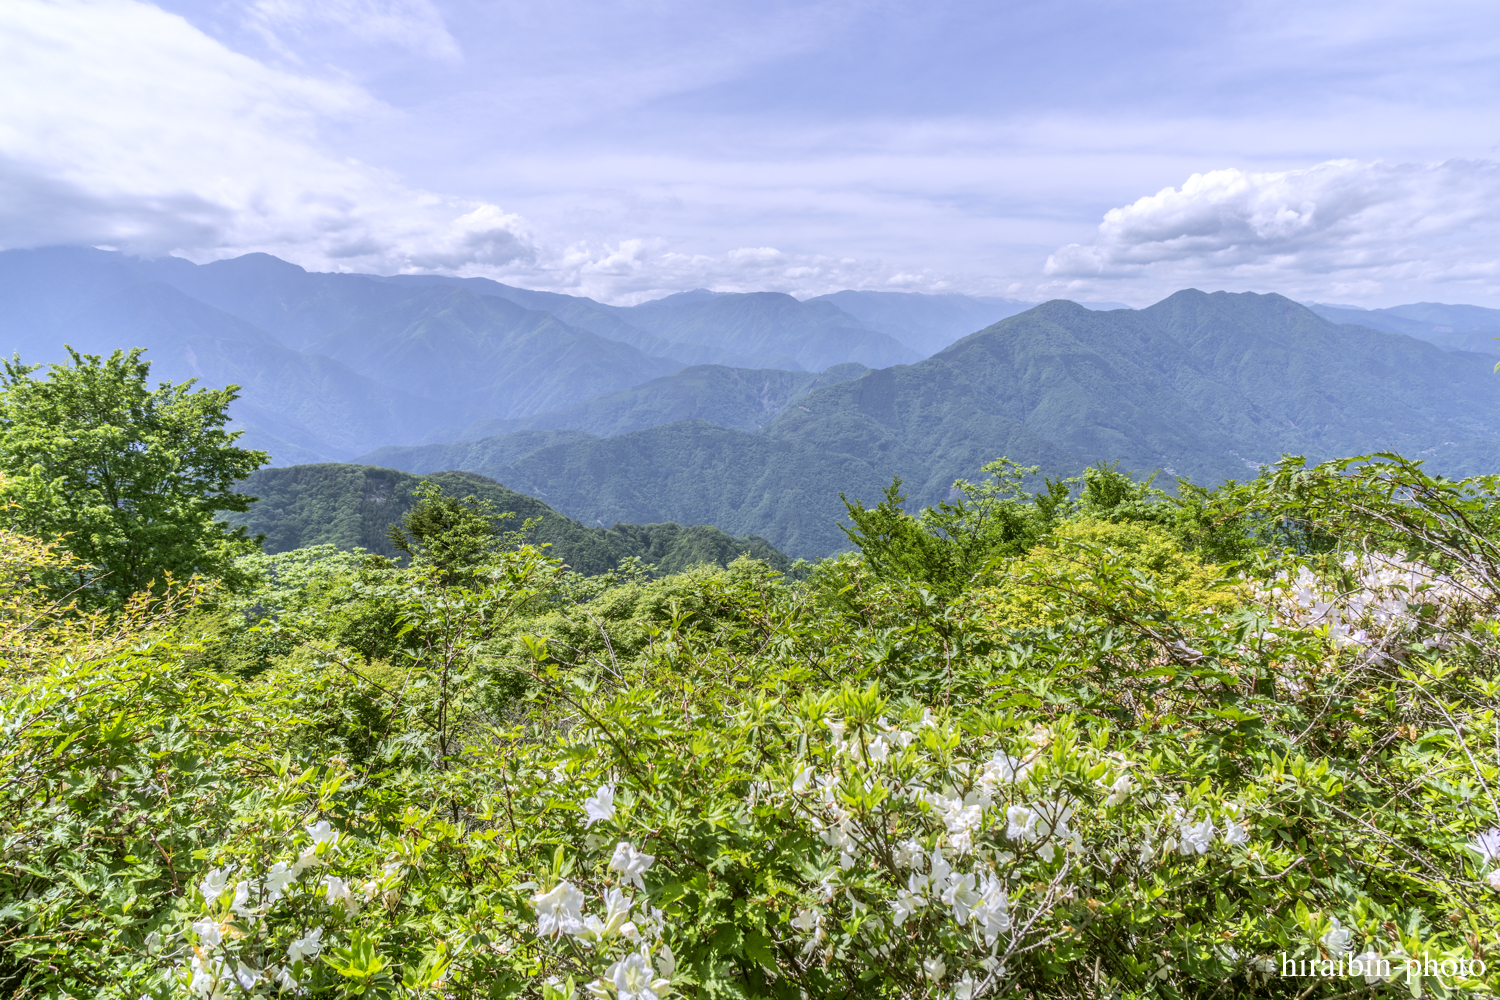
[0,0,524,270]
[246,0,461,60]
[1043,159,1500,300]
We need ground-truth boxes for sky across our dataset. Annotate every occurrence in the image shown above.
[3,0,1500,306]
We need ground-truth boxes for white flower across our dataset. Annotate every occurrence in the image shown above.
[322,875,357,914]
[792,767,814,793]
[273,965,299,991]
[306,820,339,850]
[191,918,222,948]
[231,879,260,917]
[923,955,947,982]
[233,962,261,991]
[973,873,1011,946]
[790,906,824,937]
[286,927,323,964]
[655,943,676,978]
[1321,916,1352,954]
[953,971,978,1000]
[532,881,586,937]
[1005,805,1039,843]
[1472,828,1500,863]
[607,952,659,1000]
[264,862,297,902]
[610,842,656,890]
[1103,774,1134,807]
[601,888,635,937]
[198,866,233,903]
[583,785,616,827]
[291,848,322,875]
[891,886,926,926]
[941,800,983,854]
[984,752,1031,785]
[1353,950,1389,983]
[1178,817,1214,855]
[895,838,925,869]
[1487,870,1500,891]
[941,872,981,923]
[189,955,228,997]
[1137,839,1155,865]
[1222,820,1249,846]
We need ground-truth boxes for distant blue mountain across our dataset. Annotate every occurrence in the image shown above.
[1305,301,1500,354]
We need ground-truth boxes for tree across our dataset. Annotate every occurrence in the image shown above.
[840,458,1069,596]
[388,481,526,585]
[0,347,268,600]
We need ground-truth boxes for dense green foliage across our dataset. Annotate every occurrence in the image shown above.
[0,346,268,599]
[363,291,1500,559]
[7,447,1500,999]
[226,463,790,577]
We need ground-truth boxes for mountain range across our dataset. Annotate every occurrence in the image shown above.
[1304,301,1500,354]
[5,247,1500,562]
[359,290,1500,557]
[0,247,1035,461]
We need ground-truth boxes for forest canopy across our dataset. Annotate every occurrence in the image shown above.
[2,406,1499,998]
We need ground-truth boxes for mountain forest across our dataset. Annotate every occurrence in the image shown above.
[3,247,1500,1000]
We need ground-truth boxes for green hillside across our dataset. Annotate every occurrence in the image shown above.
[426,361,870,441]
[308,286,681,419]
[227,463,789,576]
[358,291,1500,558]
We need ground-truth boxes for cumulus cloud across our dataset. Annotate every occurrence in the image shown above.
[0,0,524,271]
[1044,159,1500,298]
[530,238,958,304]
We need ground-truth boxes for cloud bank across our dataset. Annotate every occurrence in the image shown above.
[1045,159,1500,301]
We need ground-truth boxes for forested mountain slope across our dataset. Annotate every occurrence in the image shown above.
[228,464,789,576]
[361,291,1500,558]
[419,361,871,442]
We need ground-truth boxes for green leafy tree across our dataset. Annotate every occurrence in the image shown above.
[387,481,533,585]
[0,347,268,600]
[840,458,1069,596]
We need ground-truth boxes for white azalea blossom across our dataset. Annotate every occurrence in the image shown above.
[1321,916,1353,954]
[198,866,234,903]
[1178,817,1214,856]
[532,881,587,937]
[323,875,357,914]
[1471,828,1500,864]
[191,917,223,947]
[609,842,656,890]
[1222,819,1249,846]
[286,927,323,964]
[923,955,947,982]
[1102,774,1134,807]
[306,820,338,846]
[583,785,617,827]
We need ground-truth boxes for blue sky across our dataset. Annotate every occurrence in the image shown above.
[3,0,1500,304]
